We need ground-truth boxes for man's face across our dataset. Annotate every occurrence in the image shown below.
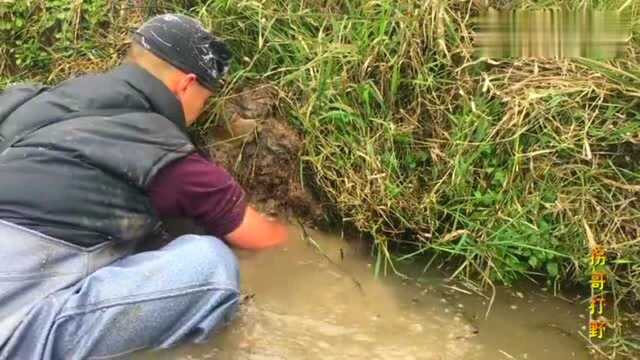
[172,72,214,125]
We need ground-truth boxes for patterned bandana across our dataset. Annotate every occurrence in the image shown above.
[132,14,231,91]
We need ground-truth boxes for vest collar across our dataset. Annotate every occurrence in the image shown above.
[110,63,187,133]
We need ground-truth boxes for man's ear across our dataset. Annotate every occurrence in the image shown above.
[176,73,198,96]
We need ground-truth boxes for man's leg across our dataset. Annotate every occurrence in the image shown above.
[2,234,240,360]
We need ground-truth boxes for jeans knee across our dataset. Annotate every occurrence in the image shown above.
[170,234,240,292]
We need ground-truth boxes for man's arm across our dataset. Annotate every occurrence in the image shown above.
[149,153,288,249]
[225,206,288,249]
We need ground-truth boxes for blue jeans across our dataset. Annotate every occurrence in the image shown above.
[0,223,241,360]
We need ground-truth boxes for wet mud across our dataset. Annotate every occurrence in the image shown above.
[206,86,323,220]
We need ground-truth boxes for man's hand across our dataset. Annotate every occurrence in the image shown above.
[224,206,288,249]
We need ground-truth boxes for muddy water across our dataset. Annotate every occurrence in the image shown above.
[135,226,590,360]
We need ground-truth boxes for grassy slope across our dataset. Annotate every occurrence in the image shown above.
[1,0,639,357]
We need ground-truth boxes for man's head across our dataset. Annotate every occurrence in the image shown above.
[126,14,231,125]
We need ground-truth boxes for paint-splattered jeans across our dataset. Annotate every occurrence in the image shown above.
[0,220,240,359]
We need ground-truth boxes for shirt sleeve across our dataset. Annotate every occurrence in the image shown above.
[148,152,248,237]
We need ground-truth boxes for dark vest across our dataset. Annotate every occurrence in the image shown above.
[0,64,196,247]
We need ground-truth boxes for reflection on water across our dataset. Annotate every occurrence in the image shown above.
[135,226,589,360]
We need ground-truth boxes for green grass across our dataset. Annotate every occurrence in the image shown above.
[2,0,640,357]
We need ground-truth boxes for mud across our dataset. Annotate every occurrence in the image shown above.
[207,86,323,220]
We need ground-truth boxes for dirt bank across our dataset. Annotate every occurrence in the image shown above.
[205,86,323,222]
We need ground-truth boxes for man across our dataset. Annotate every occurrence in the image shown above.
[0,14,288,359]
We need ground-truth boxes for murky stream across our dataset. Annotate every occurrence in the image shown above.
[135,225,590,360]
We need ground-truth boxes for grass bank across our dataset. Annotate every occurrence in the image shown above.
[1,0,639,357]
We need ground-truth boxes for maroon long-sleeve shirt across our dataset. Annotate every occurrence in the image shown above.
[148,153,247,237]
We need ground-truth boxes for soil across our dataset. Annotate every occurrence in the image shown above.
[206,86,324,222]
